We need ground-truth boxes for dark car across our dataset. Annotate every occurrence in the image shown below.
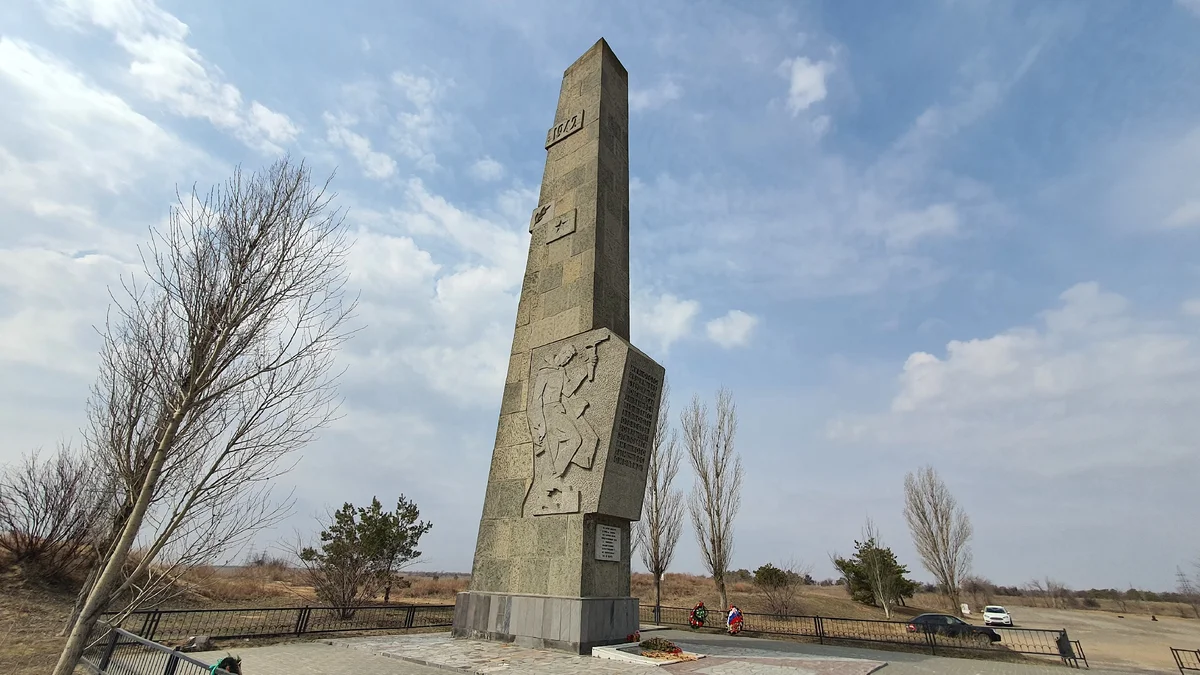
[906,613,1001,643]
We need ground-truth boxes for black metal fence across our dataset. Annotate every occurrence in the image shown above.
[641,605,1087,667]
[80,624,236,675]
[1174,647,1200,674]
[101,604,454,643]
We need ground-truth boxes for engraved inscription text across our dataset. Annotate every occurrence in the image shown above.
[545,109,585,149]
[595,524,621,562]
[612,363,660,472]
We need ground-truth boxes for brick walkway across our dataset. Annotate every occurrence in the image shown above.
[332,632,885,674]
[190,641,448,675]
[653,630,1148,675]
[192,630,1151,675]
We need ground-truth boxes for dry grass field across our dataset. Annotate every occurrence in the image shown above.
[3,563,1197,674]
[0,568,76,674]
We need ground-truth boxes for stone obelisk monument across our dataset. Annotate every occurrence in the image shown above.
[452,38,665,654]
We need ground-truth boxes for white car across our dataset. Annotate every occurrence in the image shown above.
[982,605,1013,626]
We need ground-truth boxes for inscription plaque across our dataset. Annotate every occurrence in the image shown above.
[611,364,660,472]
[595,524,620,562]
[545,109,585,149]
[545,209,577,243]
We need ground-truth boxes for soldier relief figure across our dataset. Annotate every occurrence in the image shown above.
[524,333,609,514]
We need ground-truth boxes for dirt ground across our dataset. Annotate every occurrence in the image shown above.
[992,604,1200,673]
[0,573,73,674]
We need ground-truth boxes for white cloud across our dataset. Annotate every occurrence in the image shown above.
[0,248,133,374]
[324,113,397,180]
[400,178,527,276]
[630,79,683,112]
[1048,124,1200,236]
[345,229,440,295]
[779,56,832,115]
[249,102,299,145]
[333,179,532,406]
[881,202,960,249]
[705,310,759,348]
[630,65,1003,299]
[44,0,298,153]
[828,282,1200,475]
[1182,298,1200,317]
[1165,199,1200,229]
[631,292,700,354]
[1177,0,1200,17]
[0,37,201,236]
[469,156,505,182]
[390,70,452,169]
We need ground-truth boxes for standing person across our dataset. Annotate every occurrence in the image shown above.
[726,605,743,635]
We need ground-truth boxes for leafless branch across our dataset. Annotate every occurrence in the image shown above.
[683,387,743,611]
[0,447,112,581]
[1178,565,1200,619]
[54,157,354,675]
[961,575,995,610]
[635,378,684,612]
[903,465,972,615]
[859,518,898,619]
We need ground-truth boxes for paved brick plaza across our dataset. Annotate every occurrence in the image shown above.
[194,629,1147,675]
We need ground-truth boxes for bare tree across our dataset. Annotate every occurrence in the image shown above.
[682,388,743,611]
[1177,566,1200,618]
[0,447,111,581]
[961,575,995,610]
[859,518,900,619]
[53,158,353,675]
[1114,589,1129,613]
[1024,578,1047,607]
[903,466,973,615]
[1044,578,1070,609]
[635,378,684,617]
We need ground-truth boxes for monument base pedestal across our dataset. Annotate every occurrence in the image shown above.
[451,591,639,654]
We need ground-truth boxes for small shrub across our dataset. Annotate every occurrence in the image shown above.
[755,563,800,616]
[0,448,110,582]
[1081,597,1100,609]
[402,575,467,599]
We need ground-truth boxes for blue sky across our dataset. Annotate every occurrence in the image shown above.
[2,0,1199,592]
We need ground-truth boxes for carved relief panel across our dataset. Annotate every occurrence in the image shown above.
[520,328,665,521]
[523,329,611,517]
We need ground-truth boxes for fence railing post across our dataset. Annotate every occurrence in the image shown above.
[162,649,181,675]
[139,611,154,638]
[925,629,937,655]
[404,606,416,630]
[98,627,120,670]
[815,616,824,644]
